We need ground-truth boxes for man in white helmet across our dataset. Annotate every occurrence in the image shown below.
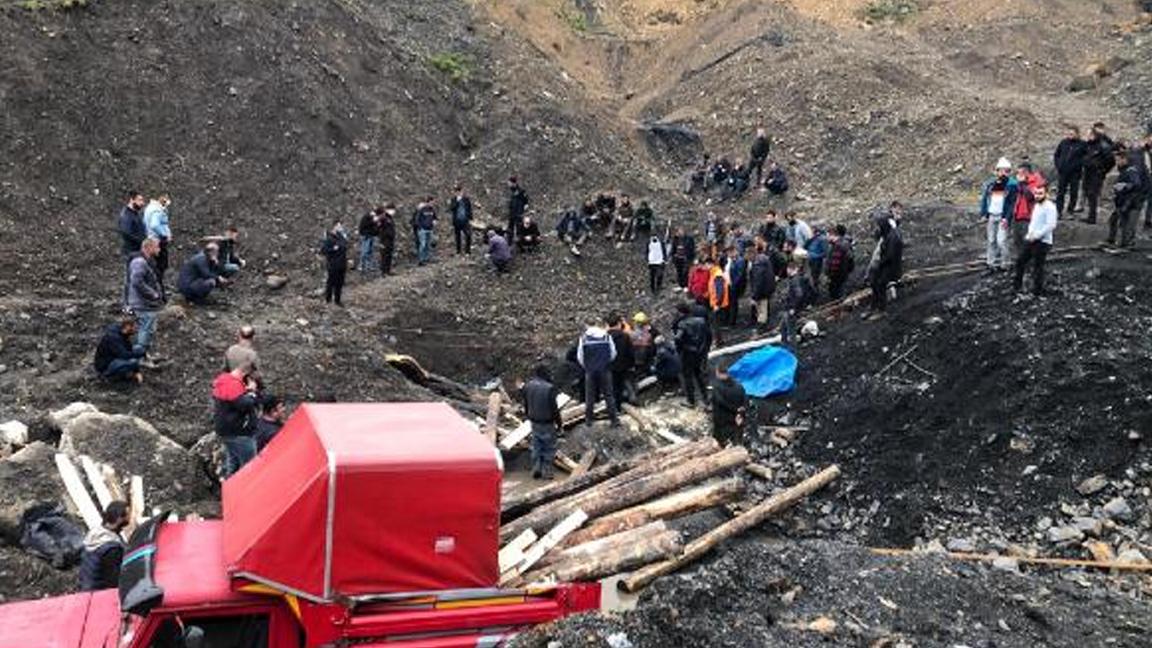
[978,158,1019,272]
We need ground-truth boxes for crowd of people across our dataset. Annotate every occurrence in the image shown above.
[981,123,1151,295]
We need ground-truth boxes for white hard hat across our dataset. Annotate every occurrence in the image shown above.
[995,157,1012,170]
[801,320,819,337]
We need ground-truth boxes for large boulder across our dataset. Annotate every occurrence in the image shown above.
[0,421,28,447]
[0,442,67,545]
[47,402,99,433]
[59,411,213,507]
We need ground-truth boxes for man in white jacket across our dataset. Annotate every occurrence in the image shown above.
[1013,185,1058,296]
[647,235,667,294]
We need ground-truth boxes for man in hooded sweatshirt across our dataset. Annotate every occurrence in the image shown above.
[78,501,129,591]
[213,360,260,478]
[576,319,620,428]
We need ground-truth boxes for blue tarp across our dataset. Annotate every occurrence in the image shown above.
[726,346,798,398]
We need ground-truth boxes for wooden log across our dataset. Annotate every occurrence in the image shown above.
[101,464,125,502]
[539,521,669,569]
[129,475,145,526]
[571,450,596,477]
[498,529,538,573]
[80,455,114,510]
[525,529,683,584]
[483,392,502,444]
[744,463,774,481]
[559,377,658,428]
[501,443,747,544]
[55,454,103,531]
[553,452,579,473]
[501,439,715,522]
[501,510,588,584]
[621,465,841,593]
[562,478,744,548]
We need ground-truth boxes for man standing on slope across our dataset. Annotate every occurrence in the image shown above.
[1080,122,1115,225]
[979,158,1017,272]
[507,176,529,243]
[1053,126,1086,217]
[1108,150,1145,250]
[1013,184,1058,297]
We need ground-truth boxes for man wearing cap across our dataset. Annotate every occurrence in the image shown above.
[507,176,529,243]
[979,158,1018,272]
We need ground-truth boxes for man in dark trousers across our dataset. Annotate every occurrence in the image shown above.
[449,185,474,255]
[607,313,635,408]
[213,360,260,478]
[749,128,771,186]
[1109,151,1145,249]
[320,220,349,306]
[866,217,903,318]
[711,364,748,446]
[1080,122,1115,224]
[93,315,145,383]
[1053,126,1086,217]
[126,237,165,359]
[576,319,620,428]
[748,242,776,332]
[118,191,147,304]
[357,207,380,275]
[78,501,129,591]
[177,242,227,305]
[673,302,712,408]
[507,176,529,242]
[1124,136,1151,232]
[378,204,397,276]
[1014,184,1058,295]
[825,224,856,300]
[670,227,696,292]
[521,365,563,480]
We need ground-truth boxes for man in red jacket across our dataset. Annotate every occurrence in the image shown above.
[213,361,259,478]
[687,257,713,307]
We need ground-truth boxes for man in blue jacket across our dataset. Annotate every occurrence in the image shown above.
[118,191,146,304]
[178,242,227,305]
[979,158,1018,272]
[576,320,620,428]
[93,316,145,383]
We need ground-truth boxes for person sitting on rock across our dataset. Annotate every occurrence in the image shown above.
[93,315,146,384]
[594,192,617,226]
[486,228,512,274]
[213,360,260,478]
[516,214,542,253]
[78,500,129,591]
[177,242,227,305]
[765,160,790,196]
[557,207,589,255]
[581,198,599,227]
[608,194,635,241]
[254,394,286,452]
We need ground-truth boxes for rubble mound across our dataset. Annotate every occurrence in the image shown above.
[513,539,1152,647]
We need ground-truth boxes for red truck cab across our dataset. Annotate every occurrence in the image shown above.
[0,403,599,648]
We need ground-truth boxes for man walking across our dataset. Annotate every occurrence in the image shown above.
[449,185,474,255]
[78,501,129,591]
[749,128,771,186]
[748,241,776,332]
[126,238,165,358]
[825,225,855,300]
[979,158,1017,271]
[378,204,397,275]
[320,221,349,305]
[1013,184,1058,296]
[1053,126,1086,216]
[576,319,620,428]
[212,361,260,478]
[507,176,529,242]
[412,197,438,265]
[1108,151,1144,249]
[357,207,379,275]
[521,365,563,480]
[142,194,172,288]
[1081,122,1115,224]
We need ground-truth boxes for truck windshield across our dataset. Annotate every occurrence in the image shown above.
[146,614,269,648]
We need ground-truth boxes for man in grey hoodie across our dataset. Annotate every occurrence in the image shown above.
[126,238,165,357]
[78,501,129,591]
[576,320,620,428]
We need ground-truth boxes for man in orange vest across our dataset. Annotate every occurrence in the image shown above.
[708,261,730,345]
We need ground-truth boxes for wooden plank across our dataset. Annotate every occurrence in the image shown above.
[502,510,589,584]
[500,393,570,451]
[498,529,538,573]
[101,464,125,502]
[54,454,102,531]
[484,392,502,444]
[869,547,1152,572]
[129,475,145,524]
[745,463,774,481]
[553,452,579,473]
[570,450,597,477]
[79,456,114,510]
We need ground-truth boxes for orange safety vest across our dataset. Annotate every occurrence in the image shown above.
[708,265,730,311]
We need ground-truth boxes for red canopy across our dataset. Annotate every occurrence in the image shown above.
[223,403,501,602]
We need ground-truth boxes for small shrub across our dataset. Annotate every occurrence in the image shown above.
[557,4,588,33]
[428,52,470,82]
[859,0,921,23]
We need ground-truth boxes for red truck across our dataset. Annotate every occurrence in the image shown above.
[0,403,600,647]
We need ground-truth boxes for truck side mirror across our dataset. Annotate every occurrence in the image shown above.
[181,626,205,648]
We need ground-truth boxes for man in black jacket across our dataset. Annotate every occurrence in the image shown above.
[607,313,635,407]
[412,197,438,265]
[711,364,748,446]
[748,243,776,333]
[118,191,147,259]
[358,208,380,275]
[1053,126,1086,217]
[867,217,903,318]
[521,365,563,480]
[1080,122,1115,224]
[320,221,349,305]
[449,185,474,255]
[749,128,771,186]
[507,177,529,242]
[1109,151,1145,249]
[93,316,145,383]
[212,361,260,478]
[177,243,227,305]
[673,302,712,408]
[78,501,129,591]
[670,228,696,291]
[378,205,397,275]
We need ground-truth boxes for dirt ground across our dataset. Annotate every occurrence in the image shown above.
[2,0,1152,641]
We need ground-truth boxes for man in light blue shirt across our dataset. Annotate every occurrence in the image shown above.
[143,194,172,286]
[1013,185,1058,296]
